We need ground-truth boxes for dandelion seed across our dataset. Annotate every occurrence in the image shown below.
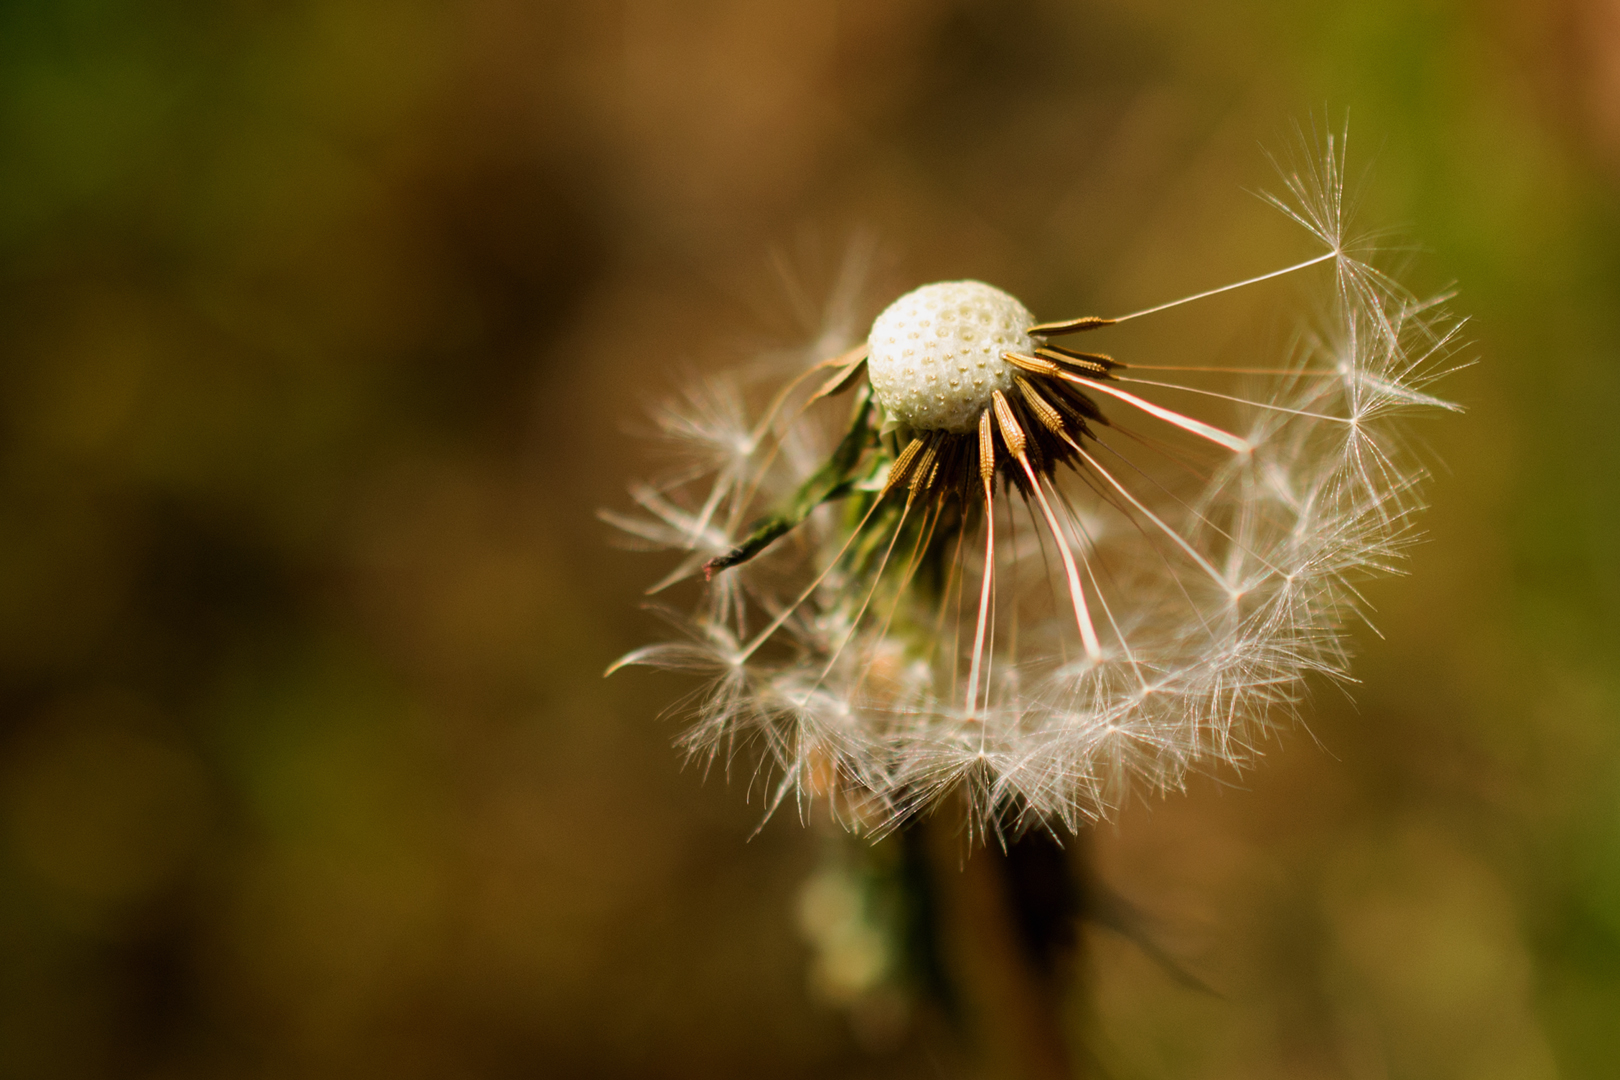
[607,133,1461,837]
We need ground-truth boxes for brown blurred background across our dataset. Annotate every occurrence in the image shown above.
[2,1,1619,1077]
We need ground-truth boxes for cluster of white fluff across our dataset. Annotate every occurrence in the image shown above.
[606,136,1461,837]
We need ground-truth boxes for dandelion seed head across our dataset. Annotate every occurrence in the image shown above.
[608,129,1462,838]
[867,280,1033,433]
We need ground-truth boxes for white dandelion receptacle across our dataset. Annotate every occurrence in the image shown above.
[607,136,1461,837]
[866,281,1035,433]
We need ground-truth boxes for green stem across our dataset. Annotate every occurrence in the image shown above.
[912,816,1087,1079]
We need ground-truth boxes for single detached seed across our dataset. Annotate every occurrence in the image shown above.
[867,281,1035,433]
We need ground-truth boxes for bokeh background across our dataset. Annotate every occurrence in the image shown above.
[2,1,1618,1077]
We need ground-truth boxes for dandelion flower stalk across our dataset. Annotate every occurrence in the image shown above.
[609,131,1458,842]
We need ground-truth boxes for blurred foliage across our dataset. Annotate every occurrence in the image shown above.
[1,0,1618,1077]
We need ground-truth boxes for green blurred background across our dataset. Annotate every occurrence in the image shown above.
[1,1,1617,1076]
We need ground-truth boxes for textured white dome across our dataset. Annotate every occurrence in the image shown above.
[866,281,1035,433]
